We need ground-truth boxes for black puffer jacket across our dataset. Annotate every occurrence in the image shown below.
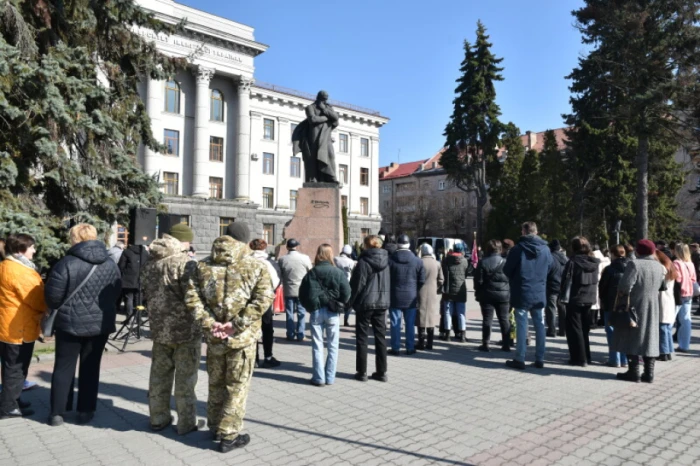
[548,250,569,295]
[442,253,469,302]
[118,245,149,289]
[598,257,628,312]
[45,240,122,337]
[349,248,390,312]
[473,253,509,304]
[563,254,600,306]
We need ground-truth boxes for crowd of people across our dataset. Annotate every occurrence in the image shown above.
[0,219,696,454]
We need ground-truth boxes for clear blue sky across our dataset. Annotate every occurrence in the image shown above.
[180,0,586,167]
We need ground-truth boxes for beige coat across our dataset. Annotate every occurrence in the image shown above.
[418,255,444,327]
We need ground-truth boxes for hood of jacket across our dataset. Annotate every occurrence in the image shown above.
[446,252,464,264]
[361,248,389,272]
[210,236,250,265]
[518,235,549,259]
[148,234,186,261]
[392,249,415,264]
[552,250,568,267]
[609,257,628,273]
[68,240,109,265]
[572,254,600,272]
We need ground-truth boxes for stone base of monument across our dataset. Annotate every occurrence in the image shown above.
[279,183,343,258]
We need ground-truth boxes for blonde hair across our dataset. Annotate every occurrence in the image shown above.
[675,243,691,262]
[314,243,335,266]
[364,235,382,249]
[69,223,98,246]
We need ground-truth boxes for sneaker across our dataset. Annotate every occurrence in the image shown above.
[478,344,490,352]
[23,380,38,391]
[220,434,250,453]
[177,419,206,435]
[370,372,388,382]
[388,349,401,356]
[676,348,689,353]
[505,360,526,370]
[48,415,64,427]
[261,357,281,368]
[1,408,33,419]
[354,373,368,382]
[310,379,324,387]
[533,361,545,369]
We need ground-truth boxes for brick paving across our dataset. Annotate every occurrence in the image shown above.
[2,297,699,466]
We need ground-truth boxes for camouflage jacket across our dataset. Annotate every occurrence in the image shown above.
[141,235,200,344]
[186,236,274,352]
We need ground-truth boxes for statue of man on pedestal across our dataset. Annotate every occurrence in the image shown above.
[292,90,340,183]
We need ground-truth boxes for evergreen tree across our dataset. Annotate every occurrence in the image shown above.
[517,149,542,228]
[568,0,700,240]
[442,21,504,246]
[486,123,524,241]
[539,130,572,241]
[0,0,181,267]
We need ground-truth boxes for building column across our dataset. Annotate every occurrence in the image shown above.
[235,77,254,200]
[144,76,163,177]
[370,136,380,216]
[192,66,215,198]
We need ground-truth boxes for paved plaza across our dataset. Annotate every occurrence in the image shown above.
[2,297,700,466]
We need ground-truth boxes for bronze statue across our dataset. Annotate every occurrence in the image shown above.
[292,90,339,183]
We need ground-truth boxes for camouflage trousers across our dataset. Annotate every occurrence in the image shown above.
[207,343,256,441]
[149,339,202,434]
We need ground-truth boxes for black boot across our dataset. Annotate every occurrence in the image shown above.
[616,355,641,382]
[641,357,655,383]
[426,328,434,350]
[459,331,467,343]
[416,328,426,350]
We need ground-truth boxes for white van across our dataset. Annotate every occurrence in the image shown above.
[416,237,467,257]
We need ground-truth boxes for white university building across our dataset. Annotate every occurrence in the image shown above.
[131,0,388,252]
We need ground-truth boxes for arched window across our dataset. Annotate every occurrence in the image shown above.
[211,89,224,121]
[164,79,180,114]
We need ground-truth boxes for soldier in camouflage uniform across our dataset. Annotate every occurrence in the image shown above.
[140,226,203,435]
[186,235,274,453]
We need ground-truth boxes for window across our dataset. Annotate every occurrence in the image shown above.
[209,177,223,199]
[361,228,371,239]
[360,168,369,186]
[360,138,369,157]
[438,180,445,191]
[116,224,129,245]
[219,217,236,236]
[339,134,348,153]
[360,197,369,215]
[164,80,180,114]
[341,195,348,209]
[210,90,224,121]
[179,215,191,227]
[264,118,275,140]
[163,172,179,195]
[263,224,275,245]
[290,190,298,210]
[339,164,348,184]
[290,123,298,142]
[263,153,275,175]
[290,157,301,178]
[164,129,179,156]
[262,187,274,209]
[210,136,224,162]
[382,185,390,194]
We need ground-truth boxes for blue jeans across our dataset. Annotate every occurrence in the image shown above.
[677,297,692,350]
[514,308,545,363]
[285,297,306,340]
[310,307,340,384]
[444,301,466,331]
[660,323,674,355]
[604,311,628,366]
[390,308,416,352]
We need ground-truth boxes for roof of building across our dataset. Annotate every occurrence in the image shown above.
[379,160,429,180]
[520,128,569,152]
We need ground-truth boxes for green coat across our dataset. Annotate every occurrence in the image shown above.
[299,261,351,312]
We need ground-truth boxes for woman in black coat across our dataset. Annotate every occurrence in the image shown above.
[562,237,600,366]
[44,224,121,427]
[473,239,511,352]
[348,235,390,382]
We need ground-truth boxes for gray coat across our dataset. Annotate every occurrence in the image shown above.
[418,255,444,328]
[278,250,313,298]
[613,257,666,357]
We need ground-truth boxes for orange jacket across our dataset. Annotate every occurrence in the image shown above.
[0,257,47,344]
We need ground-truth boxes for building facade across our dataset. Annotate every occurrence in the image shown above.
[131,0,387,253]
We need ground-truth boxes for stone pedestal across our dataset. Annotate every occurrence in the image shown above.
[280,184,343,258]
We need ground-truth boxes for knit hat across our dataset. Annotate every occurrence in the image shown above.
[226,222,250,243]
[397,235,410,250]
[636,239,656,257]
[168,223,194,243]
[453,242,465,253]
[342,244,353,255]
[549,239,561,252]
[421,244,434,256]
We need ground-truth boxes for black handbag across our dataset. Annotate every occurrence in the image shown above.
[610,292,638,328]
[41,264,98,336]
[312,270,345,313]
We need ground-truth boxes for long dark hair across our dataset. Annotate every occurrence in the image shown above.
[571,236,592,256]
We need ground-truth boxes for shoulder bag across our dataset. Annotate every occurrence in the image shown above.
[558,262,574,305]
[610,292,638,328]
[41,265,98,336]
[312,269,345,313]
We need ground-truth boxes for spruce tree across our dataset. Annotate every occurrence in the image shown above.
[442,21,504,246]
[486,123,524,241]
[0,0,181,267]
[568,0,700,240]
[539,130,572,241]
